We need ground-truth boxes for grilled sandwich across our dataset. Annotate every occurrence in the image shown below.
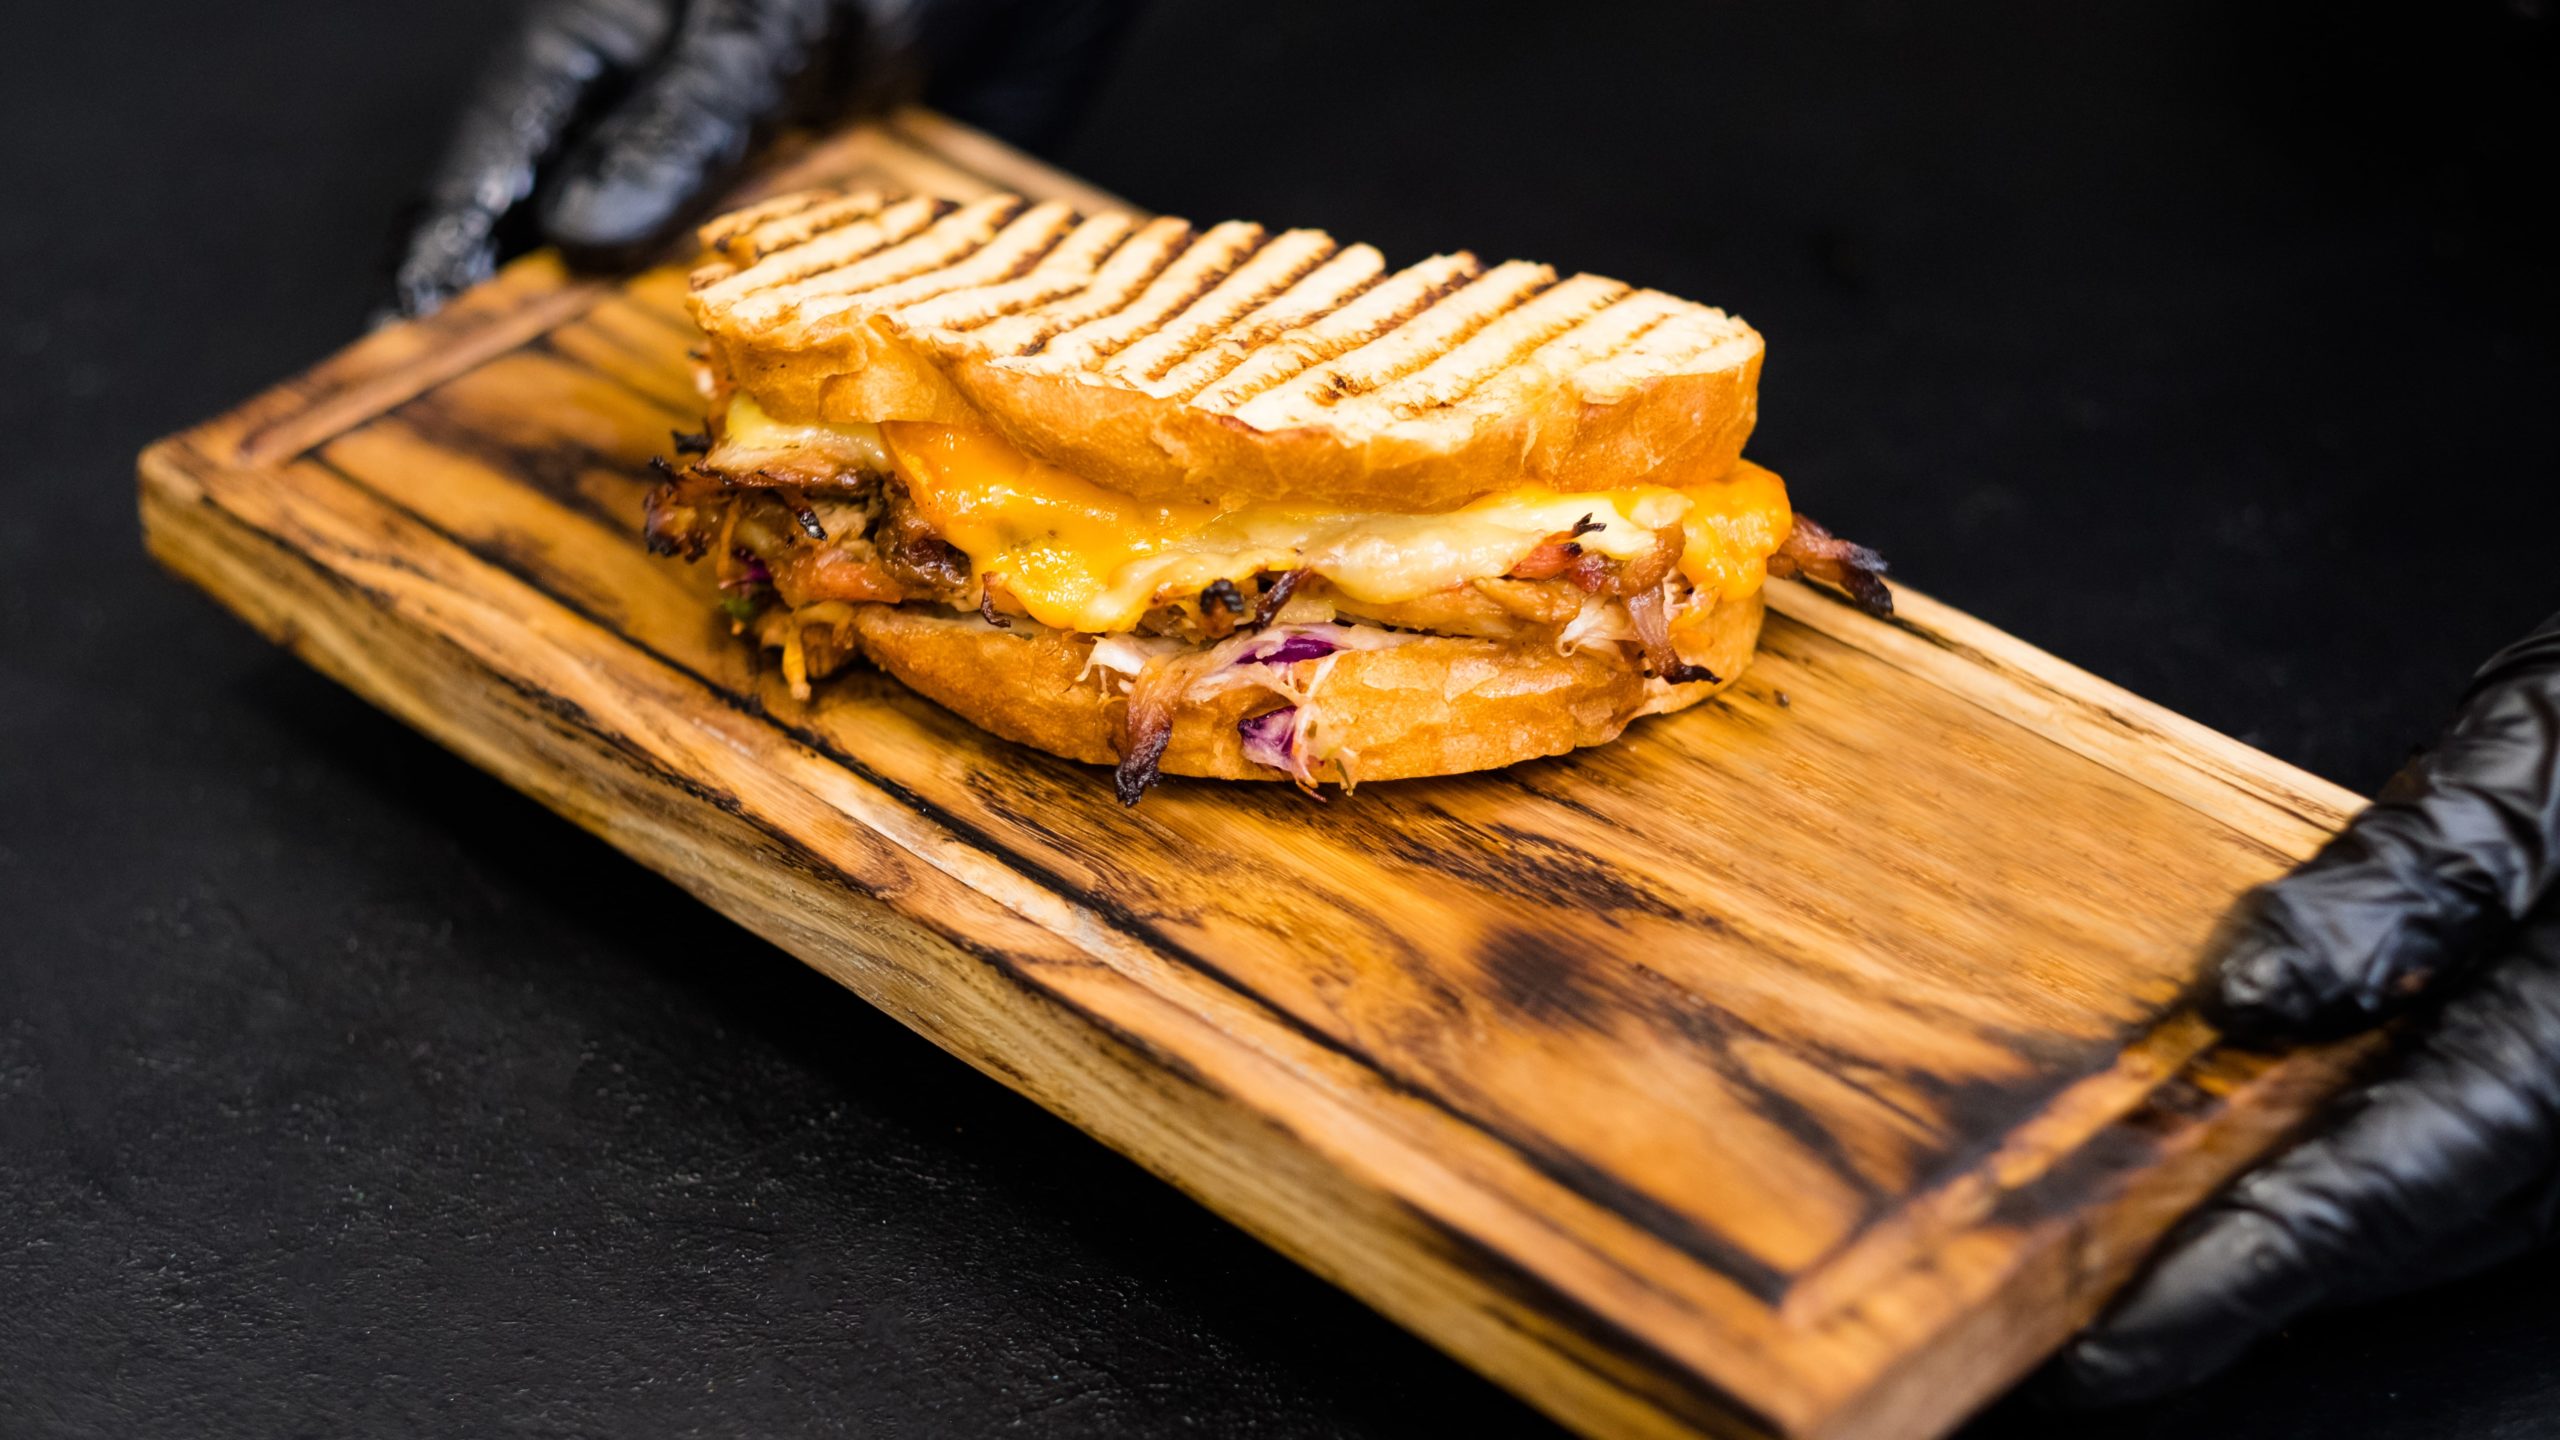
[646,186,1888,803]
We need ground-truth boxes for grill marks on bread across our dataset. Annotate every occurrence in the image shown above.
[1029,219,1270,373]
[1187,251,1478,414]
[956,216,1199,359]
[1341,273,1632,426]
[686,186,1756,436]
[1151,242,1389,403]
[848,200,1083,316]
[725,195,1027,330]
[894,212,1145,340]
[693,194,949,314]
[1104,228,1340,393]
[1226,259,1559,430]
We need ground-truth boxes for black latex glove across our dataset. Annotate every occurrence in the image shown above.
[2055,612,2560,1402]
[391,0,1138,319]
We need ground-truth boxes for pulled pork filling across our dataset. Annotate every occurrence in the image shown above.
[642,427,1890,804]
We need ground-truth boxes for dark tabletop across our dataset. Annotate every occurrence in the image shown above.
[6,1,2558,1435]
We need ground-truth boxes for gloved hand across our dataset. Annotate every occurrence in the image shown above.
[391,0,1139,319]
[2054,611,2560,1402]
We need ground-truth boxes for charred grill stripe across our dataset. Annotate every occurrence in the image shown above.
[1377,289,1693,432]
[687,185,1764,460]
[1005,218,1204,348]
[1151,243,1390,403]
[695,187,838,256]
[1523,290,1691,381]
[1103,229,1340,391]
[721,189,891,265]
[960,216,1197,359]
[696,188,824,245]
[1349,272,1631,421]
[726,194,1028,330]
[690,195,954,315]
[1021,221,1271,371]
[892,212,1136,335]
[1228,259,1558,429]
[838,199,1080,316]
[1190,252,1482,415]
[1570,306,1758,401]
[1331,262,1565,401]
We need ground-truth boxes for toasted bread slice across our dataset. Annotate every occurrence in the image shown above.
[687,188,1764,512]
[810,592,1765,785]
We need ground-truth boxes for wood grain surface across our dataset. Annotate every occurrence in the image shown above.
[138,110,2375,1440]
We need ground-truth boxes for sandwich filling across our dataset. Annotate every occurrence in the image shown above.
[645,388,1887,800]
[655,182,1899,800]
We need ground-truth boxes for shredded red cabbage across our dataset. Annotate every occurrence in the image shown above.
[1238,634,1338,667]
[724,547,773,589]
[1237,707,1298,771]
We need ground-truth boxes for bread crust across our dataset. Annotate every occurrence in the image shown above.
[936,346,1762,513]
[707,316,1763,513]
[687,189,1766,513]
[685,187,1788,786]
[832,594,1765,784]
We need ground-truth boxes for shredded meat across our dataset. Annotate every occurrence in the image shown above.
[1770,514,1893,617]
[643,460,883,559]
[868,481,974,604]
[1466,577,1587,627]
[1250,567,1311,627]
[1114,654,1213,806]
[780,488,827,541]
[1624,586,1719,685]
[1138,570,1318,643]
[647,435,1877,741]
[1507,515,1610,585]
[649,460,982,615]
[1618,526,1684,592]
[1618,527,1718,684]
[643,460,723,558]
[886,535,970,593]
[1565,551,1615,593]
[1331,581,1556,637]
[765,545,911,604]
[1506,517,1662,596]
[1508,537,1586,580]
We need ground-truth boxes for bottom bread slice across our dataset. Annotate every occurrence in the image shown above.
[818,592,1765,785]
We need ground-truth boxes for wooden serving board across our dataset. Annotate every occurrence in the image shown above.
[140,111,2373,1440]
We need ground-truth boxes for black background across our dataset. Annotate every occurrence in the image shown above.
[6,1,2558,1436]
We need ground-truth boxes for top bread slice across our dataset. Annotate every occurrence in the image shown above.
[686,188,1764,512]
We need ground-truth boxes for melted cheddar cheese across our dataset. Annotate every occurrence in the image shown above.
[721,396,1791,635]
